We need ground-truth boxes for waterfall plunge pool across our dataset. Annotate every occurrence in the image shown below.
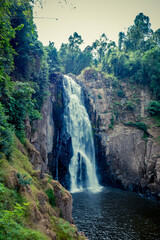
[72,187,160,240]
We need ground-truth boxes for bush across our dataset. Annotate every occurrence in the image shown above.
[146,101,160,116]
[17,173,32,190]
[45,189,56,207]
[98,95,102,99]
[0,103,14,159]
[124,101,136,111]
[124,121,149,137]
[108,115,114,129]
[0,206,47,240]
[116,89,125,98]
[52,217,76,240]
[0,183,22,210]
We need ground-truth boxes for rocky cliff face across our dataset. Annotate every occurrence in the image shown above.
[25,89,55,172]
[77,69,160,200]
[25,70,160,201]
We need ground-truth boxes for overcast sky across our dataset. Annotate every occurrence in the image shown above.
[33,0,160,49]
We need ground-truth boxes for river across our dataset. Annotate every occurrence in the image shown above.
[72,187,160,240]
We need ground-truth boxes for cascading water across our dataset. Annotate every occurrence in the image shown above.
[62,75,100,192]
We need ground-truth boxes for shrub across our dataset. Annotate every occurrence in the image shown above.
[124,121,149,137]
[124,100,136,111]
[146,101,160,116]
[108,115,114,129]
[0,103,14,159]
[116,89,125,98]
[111,78,120,89]
[17,173,32,190]
[0,205,47,240]
[0,183,22,210]
[52,217,76,240]
[98,94,102,99]
[45,188,56,207]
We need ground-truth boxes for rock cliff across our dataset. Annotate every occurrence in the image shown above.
[76,69,160,200]
[26,70,160,201]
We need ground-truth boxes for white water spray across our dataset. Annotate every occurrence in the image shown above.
[63,75,100,192]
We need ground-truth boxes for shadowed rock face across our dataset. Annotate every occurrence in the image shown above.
[25,93,55,173]
[55,132,73,189]
[77,69,160,200]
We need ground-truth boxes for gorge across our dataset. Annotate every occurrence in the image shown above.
[30,71,160,200]
[28,71,160,239]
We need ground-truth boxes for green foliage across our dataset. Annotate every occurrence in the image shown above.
[98,95,102,99]
[0,182,47,240]
[17,172,32,190]
[124,121,149,136]
[45,42,61,81]
[6,81,42,142]
[124,101,136,111]
[92,33,108,64]
[109,115,114,129]
[141,47,160,98]
[116,89,125,98]
[0,183,22,210]
[45,188,56,207]
[0,0,15,75]
[0,103,14,159]
[102,48,130,78]
[152,116,160,127]
[52,217,76,240]
[111,78,120,89]
[0,203,47,240]
[146,101,160,115]
[59,33,92,75]
[0,0,49,145]
[101,13,160,101]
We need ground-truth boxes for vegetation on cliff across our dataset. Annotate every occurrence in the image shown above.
[0,0,85,239]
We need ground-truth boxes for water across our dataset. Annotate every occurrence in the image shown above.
[63,75,100,192]
[72,187,160,240]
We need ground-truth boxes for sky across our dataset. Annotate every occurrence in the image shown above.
[33,0,160,49]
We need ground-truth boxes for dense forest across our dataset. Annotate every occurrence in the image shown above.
[0,0,160,238]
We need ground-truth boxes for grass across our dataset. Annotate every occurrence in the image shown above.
[51,216,81,240]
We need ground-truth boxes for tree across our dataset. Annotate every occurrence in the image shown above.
[153,28,160,46]
[92,34,108,64]
[59,33,92,75]
[45,42,61,81]
[68,32,83,50]
[142,47,160,98]
[124,13,153,52]
[118,32,125,51]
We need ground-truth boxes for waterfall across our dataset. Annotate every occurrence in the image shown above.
[62,75,100,192]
